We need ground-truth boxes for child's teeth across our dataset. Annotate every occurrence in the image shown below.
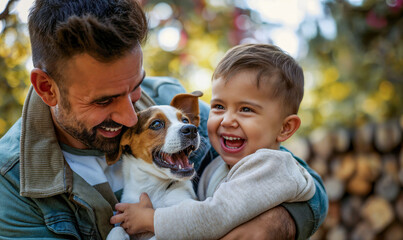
[224,136,240,140]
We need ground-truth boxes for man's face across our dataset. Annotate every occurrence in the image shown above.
[52,47,145,153]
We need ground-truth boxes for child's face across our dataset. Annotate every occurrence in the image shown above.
[207,70,285,168]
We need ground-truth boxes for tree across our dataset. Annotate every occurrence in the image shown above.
[0,0,30,137]
[300,0,403,133]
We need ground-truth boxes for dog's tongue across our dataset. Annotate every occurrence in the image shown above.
[166,151,192,169]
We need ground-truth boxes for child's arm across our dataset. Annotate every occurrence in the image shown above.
[154,149,316,240]
[110,193,155,235]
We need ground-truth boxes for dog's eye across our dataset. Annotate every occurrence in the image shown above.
[181,117,189,124]
[149,120,164,130]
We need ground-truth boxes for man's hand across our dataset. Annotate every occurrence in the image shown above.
[220,206,296,240]
[110,193,155,235]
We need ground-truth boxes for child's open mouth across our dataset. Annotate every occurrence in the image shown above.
[221,135,246,153]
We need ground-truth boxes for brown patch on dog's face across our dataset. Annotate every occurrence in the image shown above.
[176,111,191,125]
[124,108,170,164]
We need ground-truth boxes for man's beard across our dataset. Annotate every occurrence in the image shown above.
[53,105,122,154]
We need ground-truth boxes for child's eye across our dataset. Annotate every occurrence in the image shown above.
[212,104,224,110]
[240,107,253,112]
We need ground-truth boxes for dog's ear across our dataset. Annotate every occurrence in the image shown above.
[105,128,134,165]
[170,91,203,127]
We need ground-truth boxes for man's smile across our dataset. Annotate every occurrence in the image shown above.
[98,125,123,138]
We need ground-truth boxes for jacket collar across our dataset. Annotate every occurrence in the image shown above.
[20,86,155,198]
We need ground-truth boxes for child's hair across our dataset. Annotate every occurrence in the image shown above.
[212,44,304,115]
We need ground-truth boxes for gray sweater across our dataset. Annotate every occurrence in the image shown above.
[154,148,316,240]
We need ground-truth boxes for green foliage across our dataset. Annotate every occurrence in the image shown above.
[0,0,30,136]
[300,0,403,134]
[142,0,241,103]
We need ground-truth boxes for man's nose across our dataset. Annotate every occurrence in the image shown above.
[111,96,138,127]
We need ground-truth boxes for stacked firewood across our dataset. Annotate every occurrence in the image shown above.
[285,118,403,240]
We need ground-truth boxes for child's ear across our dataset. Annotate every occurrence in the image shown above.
[31,68,58,107]
[277,115,301,143]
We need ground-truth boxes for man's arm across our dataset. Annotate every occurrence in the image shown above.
[280,146,328,239]
[220,205,296,240]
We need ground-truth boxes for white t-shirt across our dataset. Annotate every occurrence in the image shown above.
[61,144,123,192]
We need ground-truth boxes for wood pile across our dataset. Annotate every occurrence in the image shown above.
[285,118,403,240]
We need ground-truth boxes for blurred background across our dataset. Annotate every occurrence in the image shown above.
[1,0,402,239]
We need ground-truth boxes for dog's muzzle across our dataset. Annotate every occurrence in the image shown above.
[152,124,200,179]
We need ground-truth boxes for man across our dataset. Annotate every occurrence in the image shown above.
[0,0,328,239]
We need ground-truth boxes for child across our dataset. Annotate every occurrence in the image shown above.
[110,44,316,239]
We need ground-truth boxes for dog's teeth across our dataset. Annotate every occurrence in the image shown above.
[191,163,194,168]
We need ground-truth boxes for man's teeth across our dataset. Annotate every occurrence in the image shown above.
[101,126,122,132]
[223,136,241,141]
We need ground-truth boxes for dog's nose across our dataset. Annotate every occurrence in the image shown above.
[180,125,198,139]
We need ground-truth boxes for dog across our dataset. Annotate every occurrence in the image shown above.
[106,91,203,240]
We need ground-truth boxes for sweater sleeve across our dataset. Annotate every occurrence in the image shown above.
[154,149,316,240]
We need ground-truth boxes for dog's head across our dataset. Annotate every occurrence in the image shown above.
[106,91,203,181]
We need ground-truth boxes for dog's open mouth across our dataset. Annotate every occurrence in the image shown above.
[153,145,196,177]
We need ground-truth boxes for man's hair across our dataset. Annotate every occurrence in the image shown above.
[212,44,304,115]
[28,0,148,85]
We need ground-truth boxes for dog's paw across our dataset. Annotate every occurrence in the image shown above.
[106,226,130,240]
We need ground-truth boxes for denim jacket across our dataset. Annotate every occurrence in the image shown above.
[0,77,327,239]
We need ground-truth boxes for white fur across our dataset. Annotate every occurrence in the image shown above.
[156,105,200,154]
[120,154,197,206]
[107,105,199,240]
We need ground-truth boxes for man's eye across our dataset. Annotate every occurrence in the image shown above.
[96,99,113,106]
[149,120,164,130]
[181,117,189,124]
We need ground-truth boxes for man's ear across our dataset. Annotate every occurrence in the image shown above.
[277,115,301,143]
[31,68,58,106]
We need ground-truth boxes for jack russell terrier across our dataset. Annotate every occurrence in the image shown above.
[106,91,203,240]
